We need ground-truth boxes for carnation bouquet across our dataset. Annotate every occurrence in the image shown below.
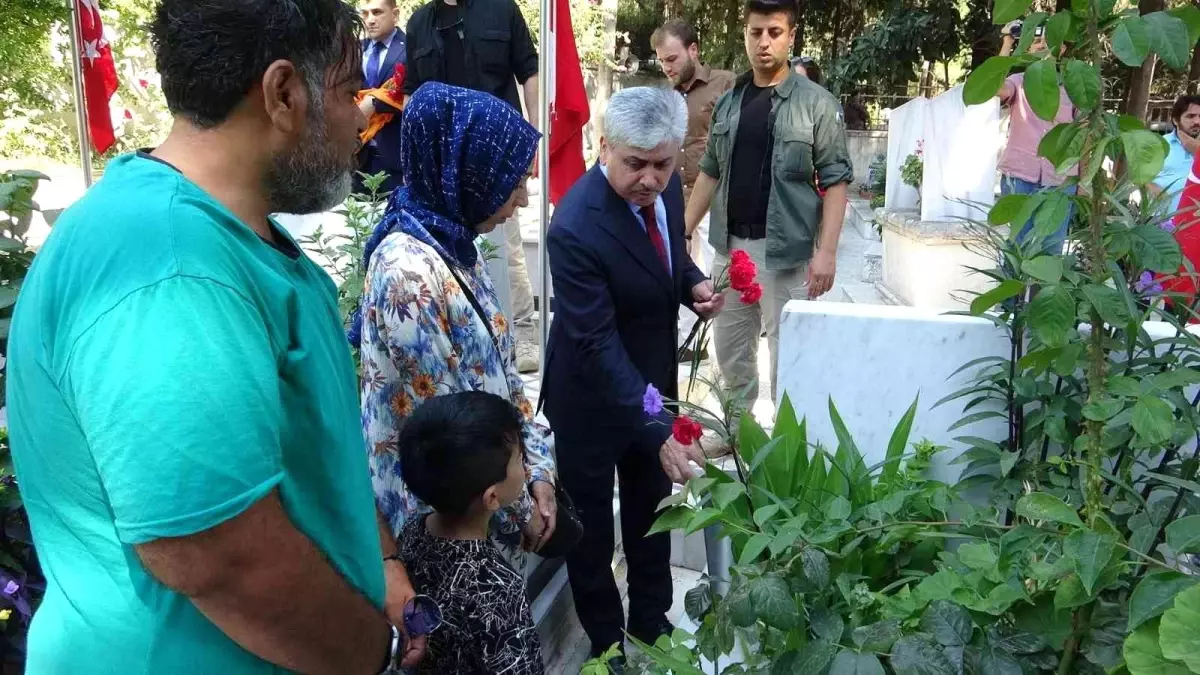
[678,249,761,396]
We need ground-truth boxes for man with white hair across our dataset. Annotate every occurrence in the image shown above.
[541,86,724,666]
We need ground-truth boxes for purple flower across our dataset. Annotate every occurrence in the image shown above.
[1136,271,1164,297]
[2,581,16,596]
[643,384,664,415]
[1160,218,1177,232]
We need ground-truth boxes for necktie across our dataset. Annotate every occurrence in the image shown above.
[366,41,385,87]
[640,204,669,272]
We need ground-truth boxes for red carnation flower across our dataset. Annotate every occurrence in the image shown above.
[730,250,751,266]
[740,283,764,305]
[730,260,756,291]
[672,415,704,446]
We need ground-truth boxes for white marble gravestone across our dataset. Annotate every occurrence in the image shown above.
[920,86,1003,222]
[885,97,928,211]
[775,301,1010,484]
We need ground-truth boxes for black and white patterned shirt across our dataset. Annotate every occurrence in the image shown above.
[400,516,545,674]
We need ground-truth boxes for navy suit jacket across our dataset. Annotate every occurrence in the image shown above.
[542,166,708,450]
[359,30,407,192]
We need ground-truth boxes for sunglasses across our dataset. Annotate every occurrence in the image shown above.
[403,594,443,637]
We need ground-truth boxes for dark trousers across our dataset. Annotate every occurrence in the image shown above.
[558,426,673,655]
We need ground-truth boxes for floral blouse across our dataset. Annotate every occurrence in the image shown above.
[360,231,555,571]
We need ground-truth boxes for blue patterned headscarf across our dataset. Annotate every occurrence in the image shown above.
[349,82,540,347]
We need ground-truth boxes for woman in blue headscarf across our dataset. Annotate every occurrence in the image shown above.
[354,82,555,574]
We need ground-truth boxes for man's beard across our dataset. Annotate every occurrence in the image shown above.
[674,57,696,86]
[264,109,353,215]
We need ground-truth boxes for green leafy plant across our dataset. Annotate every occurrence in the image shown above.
[953,0,1200,673]
[900,141,924,196]
[297,171,389,372]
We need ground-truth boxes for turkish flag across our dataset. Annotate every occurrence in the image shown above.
[76,0,118,154]
[547,0,589,205]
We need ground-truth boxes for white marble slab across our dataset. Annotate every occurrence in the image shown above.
[776,301,1011,483]
[885,97,928,211]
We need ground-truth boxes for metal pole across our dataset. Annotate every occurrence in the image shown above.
[67,0,93,188]
[537,0,552,378]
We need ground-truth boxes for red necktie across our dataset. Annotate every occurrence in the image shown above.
[640,204,669,272]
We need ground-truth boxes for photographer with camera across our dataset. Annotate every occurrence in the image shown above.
[993,18,1078,255]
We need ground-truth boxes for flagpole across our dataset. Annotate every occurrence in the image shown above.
[67,0,93,188]
[537,0,551,378]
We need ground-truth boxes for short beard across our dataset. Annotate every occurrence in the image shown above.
[264,94,352,215]
[676,57,696,86]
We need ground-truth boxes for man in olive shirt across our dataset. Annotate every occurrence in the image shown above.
[685,0,852,406]
[652,19,734,357]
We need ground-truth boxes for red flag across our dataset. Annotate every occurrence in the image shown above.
[547,0,589,205]
[76,0,119,154]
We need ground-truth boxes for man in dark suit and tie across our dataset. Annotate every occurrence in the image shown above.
[542,87,724,666]
[354,0,406,196]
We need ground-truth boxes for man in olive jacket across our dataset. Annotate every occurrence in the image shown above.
[685,0,852,407]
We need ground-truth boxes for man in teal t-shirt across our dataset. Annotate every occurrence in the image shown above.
[6,1,426,672]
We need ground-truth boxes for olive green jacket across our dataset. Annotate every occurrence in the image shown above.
[698,70,853,270]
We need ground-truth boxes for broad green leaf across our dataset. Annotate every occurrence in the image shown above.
[964,57,1017,105]
[852,619,902,652]
[753,503,782,528]
[1055,574,1092,610]
[1013,12,1047,57]
[684,584,712,621]
[726,579,756,627]
[712,482,745,510]
[1113,16,1152,67]
[1122,130,1170,185]
[985,624,1045,655]
[1129,571,1200,632]
[1026,286,1076,348]
[0,286,18,311]
[1082,396,1125,421]
[1023,59,1061,122]
[798,546,831,590]
[1167,4,1200,45]
[999,450,1019,477]
[648,505,693,535]
[891,635,957,675]
[978,647,1023,675]
[1063,529,1117,595]
[916,569,963,604]
[1023,256,1063,283]
[1160,585,1200,670]
[988,193,1026,225]
[828,495,852,521]
[1124,621,1191,675]
[971,279,1025,315]
[750,574,800,630]
[1033,190,1071,238]
[1133,222,1184,273]
[1062,60,1101,112]
[1165,515,1200,555]
[1080,136,1113,186]
[685,507,724,535]
[1150,368,1200,391]
[1132,396,1175,447]
[829,651,885,675]
[810,607,845,642]
[920,600,974,647]
[1045,11,1072,52]
[1037,123,1072,166]
[739,533,772,565]
[775,640,838,675]
[958,542,998,572]
[993,0,1033,25]
[1145,12,1192,70]
[1081,283,1133,327]
[1015,492,1084,527]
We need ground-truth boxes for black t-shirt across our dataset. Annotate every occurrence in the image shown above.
[727,83,775,240]
[435,1,471,89]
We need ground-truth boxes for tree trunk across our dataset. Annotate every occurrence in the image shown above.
[792,0,809,55]
[593,0,619,148]
[664,0,683,19]
[1123,0,1164,120]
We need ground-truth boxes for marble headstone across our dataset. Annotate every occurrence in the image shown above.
[776,301,1010,483]
[885,97,929,211]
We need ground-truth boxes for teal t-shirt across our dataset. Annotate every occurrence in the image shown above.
[7,153,385,673]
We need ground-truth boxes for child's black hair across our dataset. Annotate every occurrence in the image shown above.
[399,391,524,517]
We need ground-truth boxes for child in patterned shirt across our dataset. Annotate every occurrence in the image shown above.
[398,391,545,674]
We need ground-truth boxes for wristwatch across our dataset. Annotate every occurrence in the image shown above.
[378,623,401,674]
